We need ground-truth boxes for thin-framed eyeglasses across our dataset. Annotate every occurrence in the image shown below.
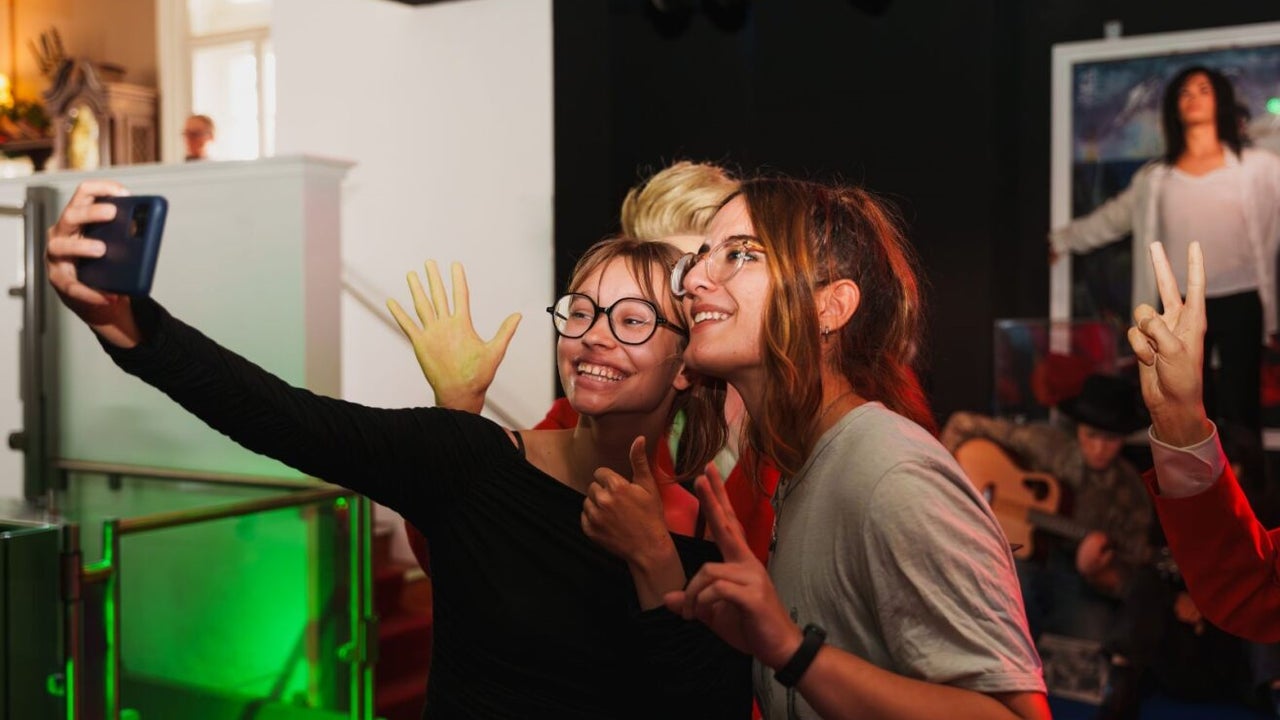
[546,293,688,345]
[670,237,767,297]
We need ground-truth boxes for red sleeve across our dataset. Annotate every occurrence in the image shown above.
[534,397,579,430]
[723,452,781,566]
[1145,466,1280,642]
[406,520,431,575]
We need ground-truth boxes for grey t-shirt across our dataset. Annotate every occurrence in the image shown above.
[758,402,1045,718]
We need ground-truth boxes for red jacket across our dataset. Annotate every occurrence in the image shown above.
[1145,465,1280,642]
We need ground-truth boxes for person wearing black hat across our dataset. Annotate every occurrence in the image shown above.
[941,373,1155,645]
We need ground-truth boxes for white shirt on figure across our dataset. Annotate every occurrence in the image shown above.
[1160,157,1255,298]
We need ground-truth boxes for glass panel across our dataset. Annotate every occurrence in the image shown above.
[0,521,61,718]
[992,319,1121,424]
[56,473,354,719]
[0,216,21,495]
[188,0,272,37]
[192,41,260,160]
[59,474,282,563]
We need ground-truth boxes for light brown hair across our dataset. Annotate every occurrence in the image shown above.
[566,237,726,480]
[720,178,934,476]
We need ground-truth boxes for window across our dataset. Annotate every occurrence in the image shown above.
[190,33,274,159]
[159,0,274,162]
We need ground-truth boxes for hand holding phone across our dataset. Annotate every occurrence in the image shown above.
[78,195,167,296]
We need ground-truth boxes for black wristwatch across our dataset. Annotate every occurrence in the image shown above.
[774,623,827,687]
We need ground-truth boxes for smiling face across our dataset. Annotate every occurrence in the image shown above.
[558,257,688,419]
[678,196,770,386]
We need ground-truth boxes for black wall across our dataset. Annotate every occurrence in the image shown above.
[553,0,1280,424]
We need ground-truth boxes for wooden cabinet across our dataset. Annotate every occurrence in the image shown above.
[43,59,158,170]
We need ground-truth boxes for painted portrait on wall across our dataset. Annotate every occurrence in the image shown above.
[1050,22,1280,431]
[1061,35,1280,322]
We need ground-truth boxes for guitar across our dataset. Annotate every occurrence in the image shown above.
[953,438,1066,560]
[955,438,1179,580]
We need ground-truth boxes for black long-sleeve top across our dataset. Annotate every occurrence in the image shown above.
[104,298,751,719]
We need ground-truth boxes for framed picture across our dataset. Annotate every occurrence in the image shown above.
[1051,21,1280,321]
[1050,22,1280,437]
[991,319,1118,424]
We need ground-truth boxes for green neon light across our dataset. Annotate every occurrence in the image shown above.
[46,672,65,696]
[103,522,118,719]
[347,497,375,720]
[64,660,74,720]
[1267,97,1280,115]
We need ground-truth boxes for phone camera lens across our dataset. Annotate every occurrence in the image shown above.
[130,205,149,238]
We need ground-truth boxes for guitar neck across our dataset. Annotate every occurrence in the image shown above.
[1026,509,1091,543]
[1025,509,1148,565]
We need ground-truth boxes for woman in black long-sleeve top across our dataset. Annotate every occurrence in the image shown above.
[47,180,749,720]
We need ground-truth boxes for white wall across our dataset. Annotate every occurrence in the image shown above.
[0,210,24,498]
[0,0,554,503]
[272,0,555,425]
[271,0,554,554]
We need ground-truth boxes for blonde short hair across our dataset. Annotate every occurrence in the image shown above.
[619,161,739,241]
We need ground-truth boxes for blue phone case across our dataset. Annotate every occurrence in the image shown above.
[79,196,168,296]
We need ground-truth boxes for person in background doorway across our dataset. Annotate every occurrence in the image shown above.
[183,114,215,161]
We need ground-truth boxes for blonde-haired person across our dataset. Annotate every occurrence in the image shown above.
[667,177,1049,719]
[621,160,740,252]
[46,181,750,718]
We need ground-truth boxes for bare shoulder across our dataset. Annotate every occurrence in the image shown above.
[513,428,572,480]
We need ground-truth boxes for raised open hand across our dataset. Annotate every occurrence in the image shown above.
[45,181,139,347]
[387,260,520,412]
[1126,242,1212,447]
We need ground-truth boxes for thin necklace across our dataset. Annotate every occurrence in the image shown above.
[816,389,856,427]
[768,389,857,553]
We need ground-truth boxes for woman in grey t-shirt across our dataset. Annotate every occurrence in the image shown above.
[666,177,1050,720]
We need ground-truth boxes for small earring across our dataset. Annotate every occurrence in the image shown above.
[821,325,831,339]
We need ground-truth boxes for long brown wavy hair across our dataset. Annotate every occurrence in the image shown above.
[565,237,727,481]
[714,178,935,477]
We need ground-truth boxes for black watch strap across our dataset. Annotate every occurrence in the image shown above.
[774,623,827,687]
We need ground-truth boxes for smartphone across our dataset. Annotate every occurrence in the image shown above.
[79,195,168,296]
